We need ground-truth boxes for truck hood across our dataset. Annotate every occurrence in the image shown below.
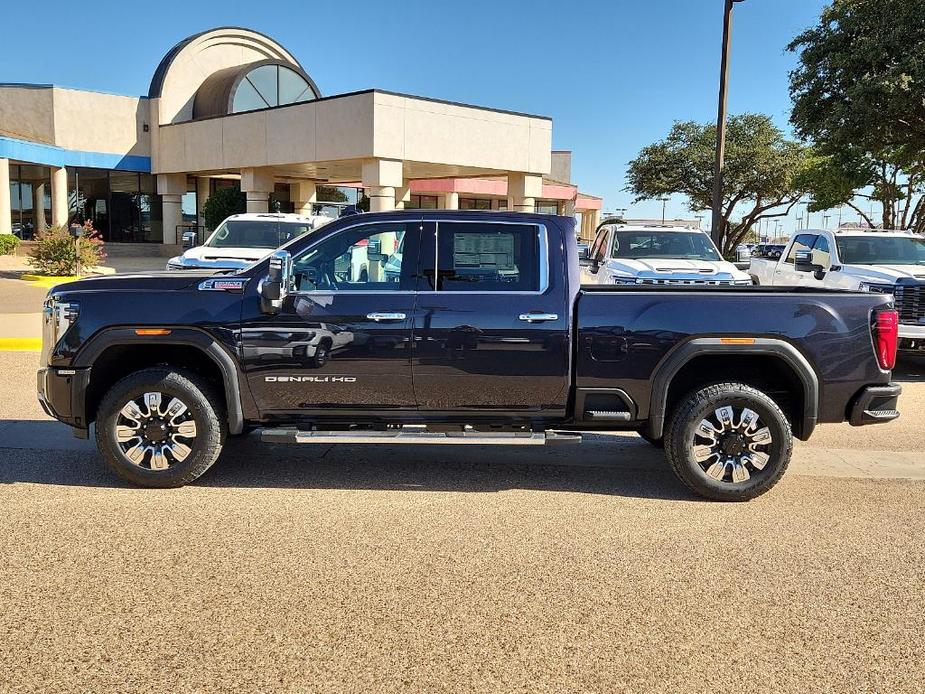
[51,271,223,294]
[841,264,925,284]
[605,258,749,280]
[167,245,272,270]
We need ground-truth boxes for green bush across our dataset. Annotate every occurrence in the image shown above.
[0,234,20,255]
[28,223,106,276]
[202,186,246,231]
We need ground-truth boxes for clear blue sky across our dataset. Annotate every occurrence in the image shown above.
[4,0,834,227]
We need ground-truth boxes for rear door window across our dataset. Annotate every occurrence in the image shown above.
[435,222,540,292]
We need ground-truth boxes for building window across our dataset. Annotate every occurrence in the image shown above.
[7,164,51,239]
[498,199,508,211]
[232,64,317,114]
[535,200,560,215]
[407,195,438,210]
[65,168,164,243]
[459,198,492,210]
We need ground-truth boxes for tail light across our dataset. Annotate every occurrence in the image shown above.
[873,310,899,370]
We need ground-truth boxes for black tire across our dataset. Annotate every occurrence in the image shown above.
[664,382,793,501]
[638,430,664,448]
[95,367,226,488]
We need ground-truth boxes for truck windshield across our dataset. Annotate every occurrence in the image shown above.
[206,220,313,249]
[611,231,721,261]
[835,236,925,265]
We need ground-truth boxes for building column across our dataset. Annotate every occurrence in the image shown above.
[241,167,274,214]
[33,183,47,235]
[441,191,459,210]
[50,166,68,227]
[157,173,187,244]
[508,172,543,213]
[291,181,317,216]
[362,158,403,213]
[588,209,601,236]
[394,183,411,210]
[0,158,11,235]
[196,176,210,229]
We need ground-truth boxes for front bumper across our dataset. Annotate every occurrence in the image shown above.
[849,383,902,426]
[37,366,90,432]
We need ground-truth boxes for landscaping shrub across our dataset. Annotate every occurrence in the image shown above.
[203,186,246,231]
[0,234,20,256]
[28,222,106,276]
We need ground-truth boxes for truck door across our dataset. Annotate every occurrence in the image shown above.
[240,219,422,413]
[411,219,571,414]
[773,233,816,286]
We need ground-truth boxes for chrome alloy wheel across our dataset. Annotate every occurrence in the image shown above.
[115,392,197,471]
[692,405,773,484]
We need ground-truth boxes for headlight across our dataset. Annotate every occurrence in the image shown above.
[42,295,79,352]
[860,282,895,294]
[166,257,184,270]
[612,277,638,285]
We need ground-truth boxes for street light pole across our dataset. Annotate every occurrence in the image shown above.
[658,197,669,224]
[711,0,745,249]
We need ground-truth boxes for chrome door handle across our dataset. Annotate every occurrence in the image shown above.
[367,312,407,322]
[518,313,559,323]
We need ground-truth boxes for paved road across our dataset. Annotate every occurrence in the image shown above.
[1,351,923,692]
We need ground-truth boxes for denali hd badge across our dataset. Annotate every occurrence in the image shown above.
[265,376,357,383]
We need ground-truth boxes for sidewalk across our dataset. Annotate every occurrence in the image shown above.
[0,313,42,351]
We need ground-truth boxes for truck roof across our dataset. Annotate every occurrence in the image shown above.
[225,212,319,223]
[801,227,923,239]
[604,224,701,233]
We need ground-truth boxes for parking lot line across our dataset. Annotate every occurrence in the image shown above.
[0,338,41,351]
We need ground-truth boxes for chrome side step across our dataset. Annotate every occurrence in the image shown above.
[261,429,582,446]
[586,410,632,421]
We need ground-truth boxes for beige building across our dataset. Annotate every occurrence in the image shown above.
[0,27,601,246]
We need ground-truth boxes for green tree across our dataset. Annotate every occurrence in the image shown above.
[626,114,808,255]
[316,186,349,203]
[202,186,246,231]
[789,0,925,230]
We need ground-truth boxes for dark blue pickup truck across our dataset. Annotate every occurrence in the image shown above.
[38,211,902,500]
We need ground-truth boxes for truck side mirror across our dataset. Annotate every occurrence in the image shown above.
[366,238,387,263]
[261,250,292,314]
[794,249,826,278]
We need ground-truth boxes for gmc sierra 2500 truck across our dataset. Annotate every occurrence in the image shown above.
[38,211,902,500]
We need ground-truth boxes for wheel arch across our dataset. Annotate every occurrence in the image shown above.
[75,328,245,435]
[646,338,819,441]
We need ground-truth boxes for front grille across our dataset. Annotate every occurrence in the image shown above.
[893,284,925,324]
[636,278,735,286]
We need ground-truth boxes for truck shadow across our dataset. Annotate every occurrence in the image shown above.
[894,356,925,383]
[0,421,695,501]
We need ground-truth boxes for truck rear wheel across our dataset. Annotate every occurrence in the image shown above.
[664,382,792,501]
[95,367,226,488]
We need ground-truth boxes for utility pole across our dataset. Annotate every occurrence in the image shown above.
[658,197,669,224]
[711,0,747,249]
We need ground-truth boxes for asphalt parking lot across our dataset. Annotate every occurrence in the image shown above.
[1,347,924,693]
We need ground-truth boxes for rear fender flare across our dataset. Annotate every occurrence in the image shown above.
[646,337,819,440]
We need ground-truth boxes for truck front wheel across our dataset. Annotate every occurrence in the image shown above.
[664,382,793,501]
[95,367,226,488]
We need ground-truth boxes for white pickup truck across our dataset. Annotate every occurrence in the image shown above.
[167,212,332,271]
[580,224,752,286]
[750,228,925,351]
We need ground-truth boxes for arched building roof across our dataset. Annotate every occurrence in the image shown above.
[147,27,317,125]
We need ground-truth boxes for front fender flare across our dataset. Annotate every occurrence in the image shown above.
[74,327,245,435]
